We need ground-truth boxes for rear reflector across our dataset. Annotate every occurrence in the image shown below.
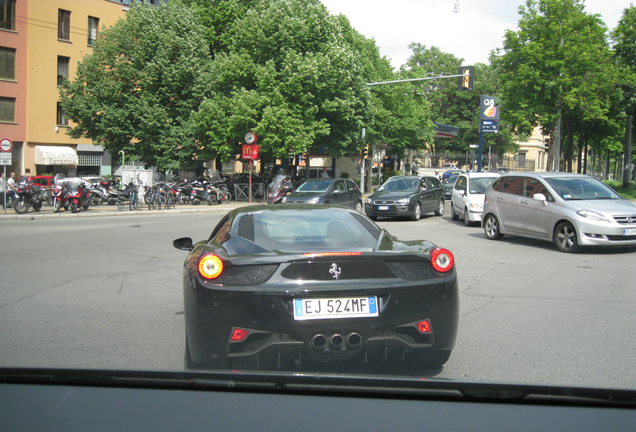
[303,252,363,258]
[430,248,454,273]
[417,320,432,334]
[231,328,249,342]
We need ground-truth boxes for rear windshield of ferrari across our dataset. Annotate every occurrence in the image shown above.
[238,209,381,251]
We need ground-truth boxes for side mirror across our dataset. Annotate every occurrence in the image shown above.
[457,189,465,196]
[173,237,194,251]
[533,193,547,202]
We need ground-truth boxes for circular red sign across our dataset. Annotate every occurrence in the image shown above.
[0,137,13,153]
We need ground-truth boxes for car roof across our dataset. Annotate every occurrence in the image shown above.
[303,178,349,182]
[461,172,501,178]
[499,172,593,179]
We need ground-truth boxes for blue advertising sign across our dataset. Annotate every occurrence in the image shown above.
[480,120,499,133]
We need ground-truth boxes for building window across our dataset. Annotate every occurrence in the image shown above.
[57,56,69,86]
[0,47,15,80]
[58,9,71,41]
[57,102,68,126]
[0,0,16,31]
[517,153,526,168]
[0,97,15,122]
[88,17,99,46]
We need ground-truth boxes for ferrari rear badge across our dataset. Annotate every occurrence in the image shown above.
[329,263,341,280]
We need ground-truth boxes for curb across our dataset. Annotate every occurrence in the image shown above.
[0,203,257,220]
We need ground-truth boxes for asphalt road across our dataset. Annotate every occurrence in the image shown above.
[1,203,635,390]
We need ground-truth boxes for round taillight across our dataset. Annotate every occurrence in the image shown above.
[430,248,454,273]
[198,254,224,279]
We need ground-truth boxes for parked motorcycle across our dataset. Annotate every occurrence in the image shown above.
[13,176,45,214]
[266,171,294,204]
[209,170,231,203]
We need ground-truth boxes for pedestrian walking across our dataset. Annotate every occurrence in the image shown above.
[0,172,7,210]
[321,167,329,178]
[7,172,18,206]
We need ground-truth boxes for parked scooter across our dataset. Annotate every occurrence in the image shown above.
[52,174,71,213]
[13,176,45,214]
[266,171,294,204]
[66,178,91,213]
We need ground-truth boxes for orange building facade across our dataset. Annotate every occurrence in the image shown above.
[0,0,134,177]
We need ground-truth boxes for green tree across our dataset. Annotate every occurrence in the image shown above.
[180,0,258,56]
[402,45,517,165]
[494,0,621,172]
[191,0,370,162]
[59,1,212,171]
[612,5,636,184]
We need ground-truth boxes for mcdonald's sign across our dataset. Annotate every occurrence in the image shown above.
[242,144,260,160]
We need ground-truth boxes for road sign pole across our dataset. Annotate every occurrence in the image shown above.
[478,133,484,172]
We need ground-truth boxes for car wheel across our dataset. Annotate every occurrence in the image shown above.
[354,201,363,213]
[450,203,459,220]
[411,202,421,221]
[434,199,444,216]
[463,207,472,226]
[406,349,452,369]
[554,221,581,253]
[484,214,503,240]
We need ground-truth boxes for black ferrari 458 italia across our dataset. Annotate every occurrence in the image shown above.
[173,205,459,371]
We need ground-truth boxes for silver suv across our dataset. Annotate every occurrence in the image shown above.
[482,172,636,252]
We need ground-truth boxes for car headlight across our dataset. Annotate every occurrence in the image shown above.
[469,203,483,211]
[307,196,321,204]
[396,198,410,205]
[365,197,373,204]
[281,196,287,203]
[577,210,610,223]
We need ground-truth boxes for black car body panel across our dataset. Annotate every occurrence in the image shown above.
[283,178,362,210]
[365,176,445,220]
[176,205,458,370]
[443,175,459,200]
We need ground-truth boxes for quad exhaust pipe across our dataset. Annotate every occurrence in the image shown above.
[347,332,362,348]
[311,332,363,350]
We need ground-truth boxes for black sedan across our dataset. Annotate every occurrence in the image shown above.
[174,205,458,371]
[365,176,445,221]
[282,178,363,211]
[442,175,459,200]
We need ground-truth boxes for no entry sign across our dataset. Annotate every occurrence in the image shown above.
[0,137,13,153]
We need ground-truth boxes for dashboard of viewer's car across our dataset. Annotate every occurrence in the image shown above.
[1,369,635,432]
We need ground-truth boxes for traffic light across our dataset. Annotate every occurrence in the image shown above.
[363,144,369,160]
[457,66,474,91]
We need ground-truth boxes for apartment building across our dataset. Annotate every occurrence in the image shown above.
[0,0,161,178]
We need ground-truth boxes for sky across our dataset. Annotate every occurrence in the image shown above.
[320,0,634,69]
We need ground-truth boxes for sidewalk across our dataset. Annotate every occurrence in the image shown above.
[0,201,258,220]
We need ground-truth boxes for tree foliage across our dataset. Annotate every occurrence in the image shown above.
[191,0,371,161]
[493,0,624,171]
[59,1,212,170]
[403,45,517,158]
